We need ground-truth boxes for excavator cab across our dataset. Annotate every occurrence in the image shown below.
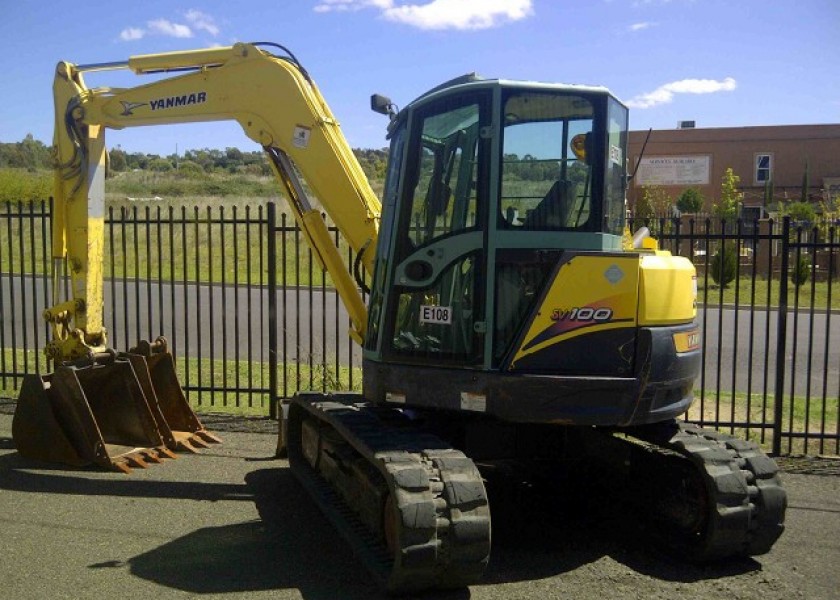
[360,76,694,426]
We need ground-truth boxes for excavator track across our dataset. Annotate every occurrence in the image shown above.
[606,420,786,561]
[286,392,491,594]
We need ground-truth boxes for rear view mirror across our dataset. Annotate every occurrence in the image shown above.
[370,93,395,119]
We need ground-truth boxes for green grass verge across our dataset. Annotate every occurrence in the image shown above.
[687,389,839,454]
[0,196,353,288]
[2,346,835,454]
[698,276,840,311]
[0,347,363,418]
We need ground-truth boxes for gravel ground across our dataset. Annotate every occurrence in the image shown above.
[1,401,838,599]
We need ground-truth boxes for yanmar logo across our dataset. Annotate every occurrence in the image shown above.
[149,91,207,111]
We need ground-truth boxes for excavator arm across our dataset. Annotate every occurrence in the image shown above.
[49,42,380,360]
[12,42,382,473]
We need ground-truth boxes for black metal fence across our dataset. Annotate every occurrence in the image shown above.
[0,200,362,417]
[1,201,837,455]
[631,215,840,455]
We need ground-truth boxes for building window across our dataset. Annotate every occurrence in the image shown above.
[755,153,773,184]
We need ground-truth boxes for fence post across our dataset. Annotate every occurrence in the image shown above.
[267,202,279,419]
[772,217,790,455]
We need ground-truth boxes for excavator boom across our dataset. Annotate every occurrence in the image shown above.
[50,42,379,355]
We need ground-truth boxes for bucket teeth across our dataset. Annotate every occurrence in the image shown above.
[113,462,132,475]
[195,430,223,445]
[158,447,178,460]
[177,439,201,454]
[126,454,150,469]
[187,436,211,450]
[141,450,162,463]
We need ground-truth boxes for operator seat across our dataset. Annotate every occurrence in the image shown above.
[522,178,574,229]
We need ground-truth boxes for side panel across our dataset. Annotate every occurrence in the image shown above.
[508,253,640,376]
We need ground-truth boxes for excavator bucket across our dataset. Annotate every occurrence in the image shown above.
[123,337,222,453]
[12,338,220,472]
[12,352,175,473]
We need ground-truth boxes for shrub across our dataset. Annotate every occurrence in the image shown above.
[0,168,51,202]
[790,253,811,287]
[711,243,738,288]
[677,187,704,213]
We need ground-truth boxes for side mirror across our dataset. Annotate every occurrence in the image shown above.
[370,93,396,119]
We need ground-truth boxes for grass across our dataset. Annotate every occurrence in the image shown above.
[2,345,835,456]
[0,196,355,288]
[687,389,839,455]
[7,203,836,309]
[0,347,363,418]
[697,273,840,311]
[0,166,375,288]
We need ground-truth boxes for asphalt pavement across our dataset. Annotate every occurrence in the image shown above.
[1,405,839,600]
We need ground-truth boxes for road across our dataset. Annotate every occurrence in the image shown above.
[0,407,838,600]
[2,274,839,397]
[0,273,362,370]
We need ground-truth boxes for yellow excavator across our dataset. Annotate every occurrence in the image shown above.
[13,42,785,593]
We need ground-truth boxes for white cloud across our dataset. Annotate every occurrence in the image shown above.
[120,13,222,42]
[629,21,656,31]
[314,0,367,11]
[147,19,194,38]
[313,0,534,30]
[626,77,737,109]
[185,10,220,36]
[120,27,145,41]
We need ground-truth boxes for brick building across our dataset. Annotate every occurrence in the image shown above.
[627,123,840,219]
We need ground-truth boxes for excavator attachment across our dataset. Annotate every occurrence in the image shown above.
[123,337,222,453]
[13,351,174,472]
[12,338,219,472]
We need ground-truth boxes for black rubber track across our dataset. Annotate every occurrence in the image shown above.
[629,420,787,560]
[286,392,491,594]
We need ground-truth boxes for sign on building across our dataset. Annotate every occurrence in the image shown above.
[634,155,711,186]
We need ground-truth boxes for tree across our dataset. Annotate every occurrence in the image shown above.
[148,158,173,172]
[176,160,203,177]
[763,178,775,207]
[0,134,51,169]
[713,167,743,222]
[637,185,672,217]
[791,252,811,288]
[818,193,840,241]
[634,190,655,220]
[676,187,704,213]
[785,201,816,224]
[109,148,127,172]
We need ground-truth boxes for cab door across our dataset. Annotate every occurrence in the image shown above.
[382,92,490,367]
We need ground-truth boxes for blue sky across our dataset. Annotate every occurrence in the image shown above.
[1,0,837,155]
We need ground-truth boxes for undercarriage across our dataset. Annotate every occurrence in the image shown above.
[283,393,786,594]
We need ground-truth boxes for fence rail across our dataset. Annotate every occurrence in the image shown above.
[1,201,837,455]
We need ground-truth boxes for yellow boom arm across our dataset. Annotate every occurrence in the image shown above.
[50,42,380,359]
